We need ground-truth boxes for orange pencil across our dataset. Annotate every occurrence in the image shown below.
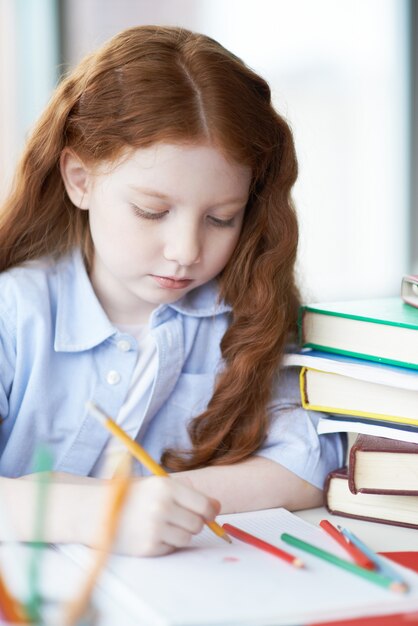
[319,519,375,570]
[64,453,132,626]
[0,571,28,624]
[86,401,231,544]
[222,523,304,568]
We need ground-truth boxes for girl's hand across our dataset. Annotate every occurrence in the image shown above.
[109,476,220,557]
[0,473,219,552]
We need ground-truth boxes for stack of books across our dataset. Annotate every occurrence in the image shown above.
[284,276,418,529]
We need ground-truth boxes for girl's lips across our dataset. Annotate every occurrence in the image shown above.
[151,275,193,289]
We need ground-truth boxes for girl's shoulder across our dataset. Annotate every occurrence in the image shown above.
[0,253,58,293]
[0,251,75,318]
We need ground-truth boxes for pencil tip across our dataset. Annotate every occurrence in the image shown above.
[222,533,233,544]
[391,582,409,594]
[294,559,305,569]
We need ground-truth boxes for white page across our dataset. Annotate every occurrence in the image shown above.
[317,416,418,443]
[59,508,418,626]
[283,350,418,389]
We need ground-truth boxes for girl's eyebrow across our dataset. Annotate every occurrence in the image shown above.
[128,185,171,200]
[128,185,248,207]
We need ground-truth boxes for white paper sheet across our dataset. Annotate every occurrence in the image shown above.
[59,508,418,626]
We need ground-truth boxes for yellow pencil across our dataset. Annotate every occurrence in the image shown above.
[86,401,231,544]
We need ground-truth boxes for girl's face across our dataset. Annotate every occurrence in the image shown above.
[61,143,251,324]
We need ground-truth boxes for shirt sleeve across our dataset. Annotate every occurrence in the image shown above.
[256,366,346,490]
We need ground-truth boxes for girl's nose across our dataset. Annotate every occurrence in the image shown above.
[163,223,201,267]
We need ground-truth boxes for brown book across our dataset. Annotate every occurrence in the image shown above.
[325,467,418,529]
[348,434,418,495]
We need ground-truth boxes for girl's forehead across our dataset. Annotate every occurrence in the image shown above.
[122,141,245,166]
[91,142,251,202]
[98,142,251,182]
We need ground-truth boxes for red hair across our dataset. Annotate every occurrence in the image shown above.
[0,26,299,470]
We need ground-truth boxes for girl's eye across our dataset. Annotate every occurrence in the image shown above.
[131,203,236,227]
[131,204,168,220]
[208,216,236,228]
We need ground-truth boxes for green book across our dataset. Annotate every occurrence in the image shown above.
[298,297,418,370]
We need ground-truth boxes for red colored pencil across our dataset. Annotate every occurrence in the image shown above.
[222,523,304,568]
[319,519,375,570]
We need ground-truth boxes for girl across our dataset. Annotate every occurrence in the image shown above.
[0,26,343,556]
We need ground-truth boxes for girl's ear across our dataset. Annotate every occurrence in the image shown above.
[60,148,92,210]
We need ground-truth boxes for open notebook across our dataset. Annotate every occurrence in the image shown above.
[58,508,418,626]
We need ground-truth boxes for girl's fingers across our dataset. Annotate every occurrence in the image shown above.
[160,523,196,549]
[116,477,221,556]
[161,501,206,535]
[171,480,220,521]
[160,498,222,548]
[146,542,176,557]
[132,510,197,555]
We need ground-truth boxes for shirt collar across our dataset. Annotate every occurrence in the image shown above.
[166,279,232,317]
[54,248,115,352]
[54,248,232,350]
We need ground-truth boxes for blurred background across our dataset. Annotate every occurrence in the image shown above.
[0,0,413,302]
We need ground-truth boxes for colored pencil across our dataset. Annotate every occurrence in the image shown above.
[86,402,231,544]
[338,526,409,589]
[281,533,408,593]
[0,572,28,624]
[0,485,30,623]
[222,523,304,568]
[64,453,132,626]
[26,445,54,622]
[319,519,375,570]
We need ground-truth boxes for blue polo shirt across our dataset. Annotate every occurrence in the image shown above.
[0,249,344,484]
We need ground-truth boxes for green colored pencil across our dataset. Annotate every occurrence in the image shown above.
[26,444,54,622]
[281,533,408,594]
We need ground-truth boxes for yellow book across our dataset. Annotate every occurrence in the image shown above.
[283,350,418,427]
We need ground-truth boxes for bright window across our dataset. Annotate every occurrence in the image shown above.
[200,0,410,301]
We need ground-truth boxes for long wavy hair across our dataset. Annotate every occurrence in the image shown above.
[0,25,300,471]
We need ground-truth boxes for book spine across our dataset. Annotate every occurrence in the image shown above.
[348,444,358,495]
[299,368,309,409]
[401,275,418,309]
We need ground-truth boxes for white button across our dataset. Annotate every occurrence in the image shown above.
[106,370,121,385]
[117,339,131,352]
